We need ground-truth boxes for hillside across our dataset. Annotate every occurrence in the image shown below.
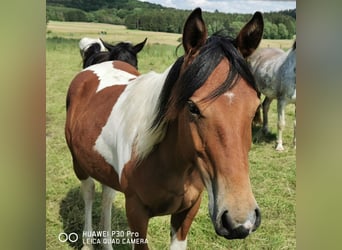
[47,0,165,12]
[46,0,296,39]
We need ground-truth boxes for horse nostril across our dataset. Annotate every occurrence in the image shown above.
[221,210,234,232]
[253,208,261,231]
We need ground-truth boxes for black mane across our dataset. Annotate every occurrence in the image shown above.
[152,34,256,129]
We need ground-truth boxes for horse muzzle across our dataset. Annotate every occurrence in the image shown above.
[214,207,261,239]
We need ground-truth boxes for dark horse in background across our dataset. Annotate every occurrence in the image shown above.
[79,37,147,69]
[66,8,264,250]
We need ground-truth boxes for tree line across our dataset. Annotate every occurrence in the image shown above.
[47,0,296,39]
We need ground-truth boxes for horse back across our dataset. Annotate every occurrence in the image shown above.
[249,48,284,70]
[66,61,139,126]
[248,48,286,97]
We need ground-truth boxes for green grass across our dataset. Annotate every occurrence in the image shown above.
[46,26,295,250]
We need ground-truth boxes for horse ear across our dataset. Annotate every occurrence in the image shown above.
[235,11,264,58]
[182,8,207,55]
[100,38,114,51]
[133,38,147,54]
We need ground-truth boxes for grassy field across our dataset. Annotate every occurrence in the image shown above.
[46,22,295,249]
[46,21,294,50]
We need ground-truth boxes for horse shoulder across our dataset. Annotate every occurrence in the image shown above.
[113,61,140,76]
[122,153,204,215]
[66,70,100,124]
[66,66,127,154]
[66,70,128,187]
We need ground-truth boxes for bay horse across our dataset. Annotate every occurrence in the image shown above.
[249,41,296,151]
[80,37,147,69]
[65,8,264,250]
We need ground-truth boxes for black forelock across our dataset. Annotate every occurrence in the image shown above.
[152,34,256,130]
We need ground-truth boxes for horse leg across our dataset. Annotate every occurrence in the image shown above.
[262,96,272,134]
[100,184,116,250]
[293,105,296,149]
[170,196,202,250]
[80,177,95,250]
[253,91,262,125]
[253,104,262,125]
[125,195,149,250]
[276,99,287,151]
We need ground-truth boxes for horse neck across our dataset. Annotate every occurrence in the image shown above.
[141,118,194,176]
[130,64,193,175]
[285,48,296,65]
[279,48,296,74]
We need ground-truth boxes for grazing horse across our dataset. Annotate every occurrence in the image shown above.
[249,41,296,151]
[65,8,263,250]
[80,38,147,69]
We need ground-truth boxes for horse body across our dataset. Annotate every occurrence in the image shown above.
[66,8,264,250]
[249,41,296,151]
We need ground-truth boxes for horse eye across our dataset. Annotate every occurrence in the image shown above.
[187,100,201,116]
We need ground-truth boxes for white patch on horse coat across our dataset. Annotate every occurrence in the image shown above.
[84,61,137,92]
[94,65,172,180]
[243,219,253,228]
[225,91,235,104]
[79,37,106,52]
[170,226,187,250]
[81,177,95,242]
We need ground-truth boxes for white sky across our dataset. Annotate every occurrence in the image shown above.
[139,0,296,14]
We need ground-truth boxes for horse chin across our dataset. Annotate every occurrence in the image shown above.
[215,222,253,240]
[213,209,261,240]
[220,225,252,240]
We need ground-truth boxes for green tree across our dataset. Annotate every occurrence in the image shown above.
[208,20,224,35]
[270,23,278,39]
[64,9,88,22]
[278,23,289,39]
[263,21,272,39]
[229,21,244,37]
[286,19,296,38]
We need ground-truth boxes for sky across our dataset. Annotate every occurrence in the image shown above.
[139,0,296,14]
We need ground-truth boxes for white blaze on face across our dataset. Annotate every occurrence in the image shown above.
[225,91,235,104]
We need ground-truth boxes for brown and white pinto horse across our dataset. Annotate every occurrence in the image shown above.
[65,8,263,250]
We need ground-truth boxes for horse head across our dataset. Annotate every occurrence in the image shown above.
[100,38,147,69]
[82,38,147,69]
[153,8,264,239]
